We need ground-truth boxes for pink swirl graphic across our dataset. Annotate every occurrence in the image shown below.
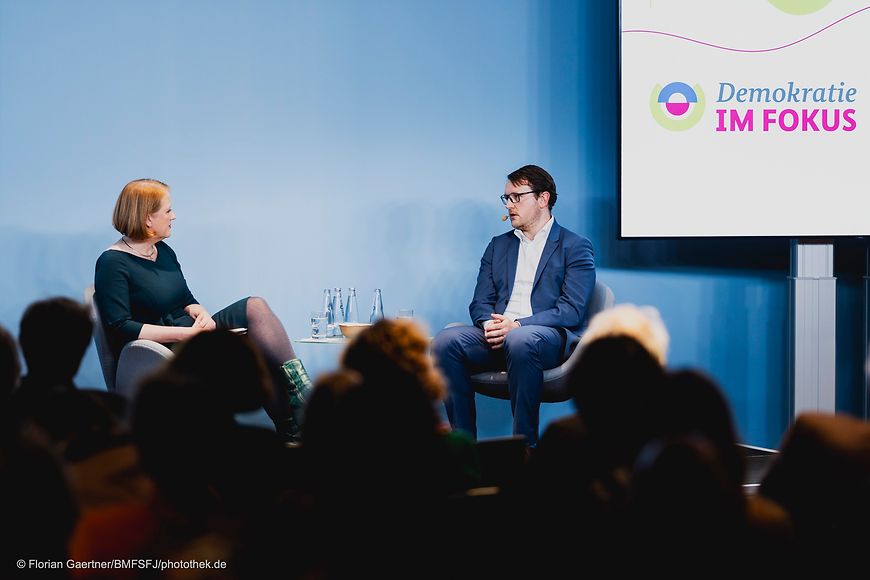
[622,5,870,53]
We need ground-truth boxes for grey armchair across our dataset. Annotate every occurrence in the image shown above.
[469,279,615,403]
[84,286,172,399]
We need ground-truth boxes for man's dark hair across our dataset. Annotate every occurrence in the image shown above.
[508,164,557,210]
[19,297,93,384]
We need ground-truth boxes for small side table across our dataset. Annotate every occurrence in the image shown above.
[294,337,347,345]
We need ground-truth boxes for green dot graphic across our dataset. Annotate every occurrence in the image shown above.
[767,0,832,15]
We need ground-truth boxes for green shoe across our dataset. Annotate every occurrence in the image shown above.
[280,358,313,441]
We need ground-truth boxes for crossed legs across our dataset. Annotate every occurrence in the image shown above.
[212,295,297,366]
[245,296,297,367]
[214,296,301,433]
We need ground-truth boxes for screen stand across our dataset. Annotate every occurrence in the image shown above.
[788,240,836,419]
[864,247,870,420]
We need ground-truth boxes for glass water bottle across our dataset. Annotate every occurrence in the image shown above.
[331,287,345,336]
[370,288,384,323]
[321,288,333,325]
[345,287,360,323]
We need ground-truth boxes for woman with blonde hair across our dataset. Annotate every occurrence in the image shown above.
[94,178,310,441]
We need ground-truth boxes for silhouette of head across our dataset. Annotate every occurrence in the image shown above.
[569,335,666,460]
[760,412,870,554]
[169,329,273,413]
[658,369,745,489]
[19,297,92,385]
[629,434,747,561]
[305,367,446,500]
[303,369,363,452]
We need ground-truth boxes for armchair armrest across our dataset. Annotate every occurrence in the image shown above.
[114,340,173,399]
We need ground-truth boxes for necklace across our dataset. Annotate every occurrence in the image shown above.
[122,237,156,259]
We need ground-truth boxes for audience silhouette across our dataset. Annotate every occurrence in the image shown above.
[526,335,667,571]
[340,318,481,491]
[10,298,126,460]
[302,320,480,576]
[2,295,868,576]
[1,430,78,578]
[760,412,870,567]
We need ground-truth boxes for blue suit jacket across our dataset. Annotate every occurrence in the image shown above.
[469,220,596,357]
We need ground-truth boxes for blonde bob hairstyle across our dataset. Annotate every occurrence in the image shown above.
[112,179,169,240]
[578,304,670,366]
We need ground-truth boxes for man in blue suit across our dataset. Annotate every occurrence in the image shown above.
[432,165,595,446]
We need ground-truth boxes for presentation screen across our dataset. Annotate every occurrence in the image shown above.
[620,0,870,237]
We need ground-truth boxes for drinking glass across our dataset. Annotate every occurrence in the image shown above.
[397,308,414,320]
[310,310,328,339]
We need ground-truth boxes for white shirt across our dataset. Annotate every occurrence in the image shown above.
[503,216,554,322]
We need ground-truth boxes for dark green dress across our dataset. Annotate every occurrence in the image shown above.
[94,241,248,356]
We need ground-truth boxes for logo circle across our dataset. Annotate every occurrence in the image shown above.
[657,82,698,117]
[650,82,706,131]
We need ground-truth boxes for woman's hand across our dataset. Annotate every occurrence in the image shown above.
[185,304,217,330]
[194,311,216,330]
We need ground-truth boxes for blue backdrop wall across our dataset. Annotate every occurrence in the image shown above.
[1,0,864,448]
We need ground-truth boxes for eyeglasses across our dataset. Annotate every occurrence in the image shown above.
[500,190,539,205]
